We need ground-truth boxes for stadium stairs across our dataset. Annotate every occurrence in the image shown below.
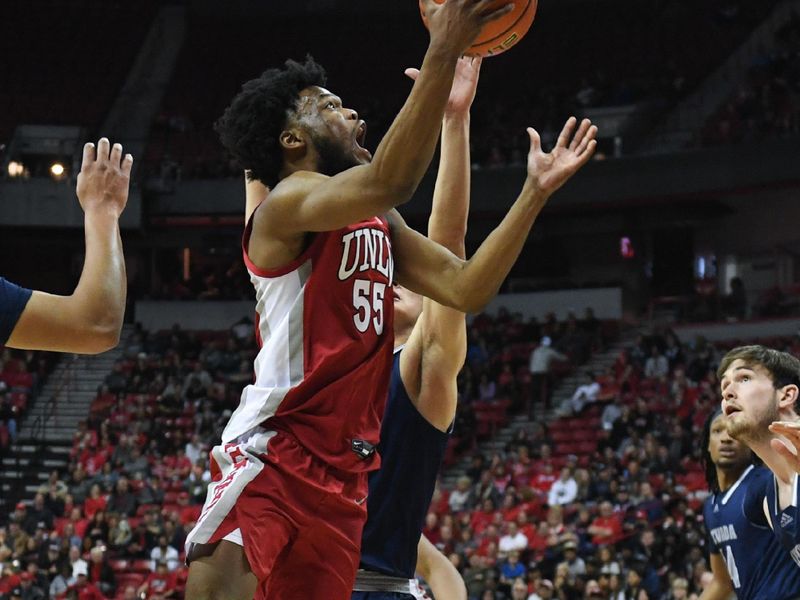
[0,325,134,514]
[643,0,800,153]
[441,330,638,487]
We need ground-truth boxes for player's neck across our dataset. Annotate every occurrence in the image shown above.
[394,327,412,349]
[716,465,747,492]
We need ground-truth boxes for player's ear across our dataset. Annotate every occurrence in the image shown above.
[279,129,306,152]
[778,383,799,412]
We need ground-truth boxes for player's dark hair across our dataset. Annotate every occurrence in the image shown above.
[701,408,723,493]
[717,345,800,392]
[215,56,327,187]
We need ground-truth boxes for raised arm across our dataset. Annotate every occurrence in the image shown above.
[400,57,478,431]
[253,0,513,237]
[7,139,131,354]
[416,535,467,600]
[391,117,598,313]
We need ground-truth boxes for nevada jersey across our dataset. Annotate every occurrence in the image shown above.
[704,465,800,599]
[222,215,395,473]
[0,277,32,345]
[767,472,800,573]
[358,349,450,579]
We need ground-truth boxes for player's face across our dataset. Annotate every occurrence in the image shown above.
[393,285,423,334]
[295,86,371,175]
[720,359,780,442]
[708,413,751,469]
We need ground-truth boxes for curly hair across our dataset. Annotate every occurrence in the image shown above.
[215,56,327,187]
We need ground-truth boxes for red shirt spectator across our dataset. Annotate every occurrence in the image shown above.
[588,501,623,545]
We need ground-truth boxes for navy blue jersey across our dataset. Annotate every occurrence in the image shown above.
[704,465,800,599]
[766,472,800,570]
[0,277,32,346]
[359,349,450,578]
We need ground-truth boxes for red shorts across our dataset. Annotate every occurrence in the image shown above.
[185,428,368,598]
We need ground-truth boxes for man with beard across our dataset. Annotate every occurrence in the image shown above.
[184,1,598,598]
[719,345,800,573]
[699,408,800,599]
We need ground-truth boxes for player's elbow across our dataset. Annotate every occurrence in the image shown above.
[81,325,121,354]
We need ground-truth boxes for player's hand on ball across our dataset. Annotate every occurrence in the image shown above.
[405,55,482,116]
[423,0,515,57]
[76,137,133,217]
[525,117,597,197]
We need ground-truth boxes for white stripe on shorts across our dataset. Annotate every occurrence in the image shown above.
[184,429,276,552]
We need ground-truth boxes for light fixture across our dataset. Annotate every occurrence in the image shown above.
[7,161,24,177]
[49,162,66,178]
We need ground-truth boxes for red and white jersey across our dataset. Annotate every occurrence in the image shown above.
[221,215,395,473]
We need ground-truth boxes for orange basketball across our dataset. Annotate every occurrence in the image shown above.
[419,0,538,58]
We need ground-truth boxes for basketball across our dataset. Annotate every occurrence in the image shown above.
[419,0,538,57]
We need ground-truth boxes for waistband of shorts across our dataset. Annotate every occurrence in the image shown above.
[352,569,415,593]
[233,425,366,485]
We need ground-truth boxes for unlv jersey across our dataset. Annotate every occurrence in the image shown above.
[221,215,394,473]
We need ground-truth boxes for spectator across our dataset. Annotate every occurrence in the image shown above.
[68,546,88,581]
[82,485,107,520]
[527,578,554,600]
[562,371,601,415]
[449,477,473,513]
[17,572,45,600]
[548,468,578,506]
[149,535,180,572]
[499,551,526,584]
[137,560,177,599]
[509,576,528,600]
[588,501,623,546]
[498,522,528,556]
[528,337,567,415]
[644,347,669,379]
[107,478,137,518]
[558,539,586,580]
[87,547,115,597]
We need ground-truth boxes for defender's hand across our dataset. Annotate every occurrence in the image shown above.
[405,55,482,116]
[76,137,133,217]
[525,117,597,198]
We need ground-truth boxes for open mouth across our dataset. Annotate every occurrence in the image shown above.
[355,120,367,148]
[724,404,741,417]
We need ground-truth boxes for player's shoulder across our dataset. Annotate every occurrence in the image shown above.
[745,465,773,487]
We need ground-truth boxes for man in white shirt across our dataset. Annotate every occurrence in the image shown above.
[498,522,528,557]
[548,468,578,506]
[528,336,567,416]
[563,371,601,415]
[150,535,180,571]
[644,346,669,378]
[448,476,473,513]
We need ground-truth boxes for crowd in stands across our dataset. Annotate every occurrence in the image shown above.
[703,10,800,146]
[2,307,799,599]
[0,349,55,453]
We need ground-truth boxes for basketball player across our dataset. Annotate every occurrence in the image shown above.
[719,345,800,570]
[1,138,131,354]
[350,55,480,600]
[184,2,598,598]
[700,408,800,599]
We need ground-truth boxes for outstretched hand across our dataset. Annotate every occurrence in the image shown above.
[76,137,133,218]
[769,421,800,473]
[525,117,597,197]
[406,55,482,116]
